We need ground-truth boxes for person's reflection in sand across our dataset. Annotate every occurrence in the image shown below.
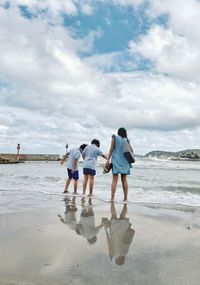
[102,202,135,265]
[58,196,77,231]
[75,198,103,245]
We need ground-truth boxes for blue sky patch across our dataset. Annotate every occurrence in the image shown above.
[154,13,169,28]
[19,5,37,19]
[15,1,169,74]
[0,1,10,9]
[0,79,9,89]
[62,2,167,73]
[64,3,151,55]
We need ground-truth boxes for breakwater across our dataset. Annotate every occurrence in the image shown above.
[0,153,60,161]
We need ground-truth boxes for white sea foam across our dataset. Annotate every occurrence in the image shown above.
[0,159,200,213]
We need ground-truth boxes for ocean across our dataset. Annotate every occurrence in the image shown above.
[0,158,200,214]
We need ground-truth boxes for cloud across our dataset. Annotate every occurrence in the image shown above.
[5,0,78,17]
[2,0,96,20]
[0,6,100,104]
[129,0,200,82]
[129,24,200,82]
[1,1,200,154]
[99,72,200,130]
[111,0,144,7]
[80,2,93,15]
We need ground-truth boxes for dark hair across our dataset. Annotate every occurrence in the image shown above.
[79,144,87,152]
[91,139,100,147]
[118,127,127,138]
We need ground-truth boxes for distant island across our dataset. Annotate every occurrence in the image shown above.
[144,149,200,161]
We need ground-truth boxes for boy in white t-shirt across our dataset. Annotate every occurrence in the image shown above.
[75,198,103,245]
[82,139,107,196]
[61,144,87,193]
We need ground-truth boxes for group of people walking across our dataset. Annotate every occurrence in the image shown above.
[61,127,134,202]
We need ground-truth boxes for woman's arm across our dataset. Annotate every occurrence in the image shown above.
[107,136,115,161]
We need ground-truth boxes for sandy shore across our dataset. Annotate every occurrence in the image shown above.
[0,196,200,285]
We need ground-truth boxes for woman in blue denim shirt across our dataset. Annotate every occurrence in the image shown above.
[107,128,132,202]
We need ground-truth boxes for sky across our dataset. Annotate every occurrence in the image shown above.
[0,0,200,155]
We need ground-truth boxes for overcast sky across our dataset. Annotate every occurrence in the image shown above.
[0,0,200,155]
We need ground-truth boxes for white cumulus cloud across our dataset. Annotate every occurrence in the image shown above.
[1,0,200,155]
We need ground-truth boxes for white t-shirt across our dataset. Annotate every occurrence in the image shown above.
[78,206,101,239]
[67,148,81,171]
[82,144,103,170]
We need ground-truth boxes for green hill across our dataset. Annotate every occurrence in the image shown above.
[145,149,200,160]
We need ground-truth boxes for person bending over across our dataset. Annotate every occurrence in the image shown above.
[61,144,87,193]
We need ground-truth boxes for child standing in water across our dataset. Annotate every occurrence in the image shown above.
[75,198,103,245]
[82,139,107,196]
[61,144,87,193]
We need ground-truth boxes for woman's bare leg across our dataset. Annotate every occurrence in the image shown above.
[111,202,117,219]
[111,174,118,201]
[121,174,128,202]
[120,203,127,219]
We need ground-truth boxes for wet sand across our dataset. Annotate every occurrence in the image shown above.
[0,196,200,285]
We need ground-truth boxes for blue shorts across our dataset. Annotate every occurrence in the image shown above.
[67,169,79,180]
[83,168,96,176]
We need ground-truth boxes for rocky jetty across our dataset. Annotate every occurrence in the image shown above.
[0,153,60,162]
[145,149,200,160]
[0,157,23,164]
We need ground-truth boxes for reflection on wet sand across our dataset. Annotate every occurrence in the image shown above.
[58,197,77,230]
[58,197,135,266]
[75,198,103,245]
[102,202,135,265]
[58,197,103,245]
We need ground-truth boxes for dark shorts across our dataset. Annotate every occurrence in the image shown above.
[83,168,96,176]
[67,168,79,180]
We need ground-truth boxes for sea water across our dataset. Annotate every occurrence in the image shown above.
[0,158,200,214]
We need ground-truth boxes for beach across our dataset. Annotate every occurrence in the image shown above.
[0,198,200,285]
[1,0,200,283]
[0,160,200,284]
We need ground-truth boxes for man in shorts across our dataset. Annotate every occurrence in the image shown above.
[61,144,87,193]
[82,139,107,196]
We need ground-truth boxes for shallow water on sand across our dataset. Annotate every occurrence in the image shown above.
[0,158,200,214]
[0,198,200,285]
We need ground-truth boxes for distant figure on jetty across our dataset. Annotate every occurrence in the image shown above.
[61,144,87,193]
[107,128,133,202]
[75,198,103,245]
[82,139,107,196]
[102,202,135,265]
[16,143,20,161]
